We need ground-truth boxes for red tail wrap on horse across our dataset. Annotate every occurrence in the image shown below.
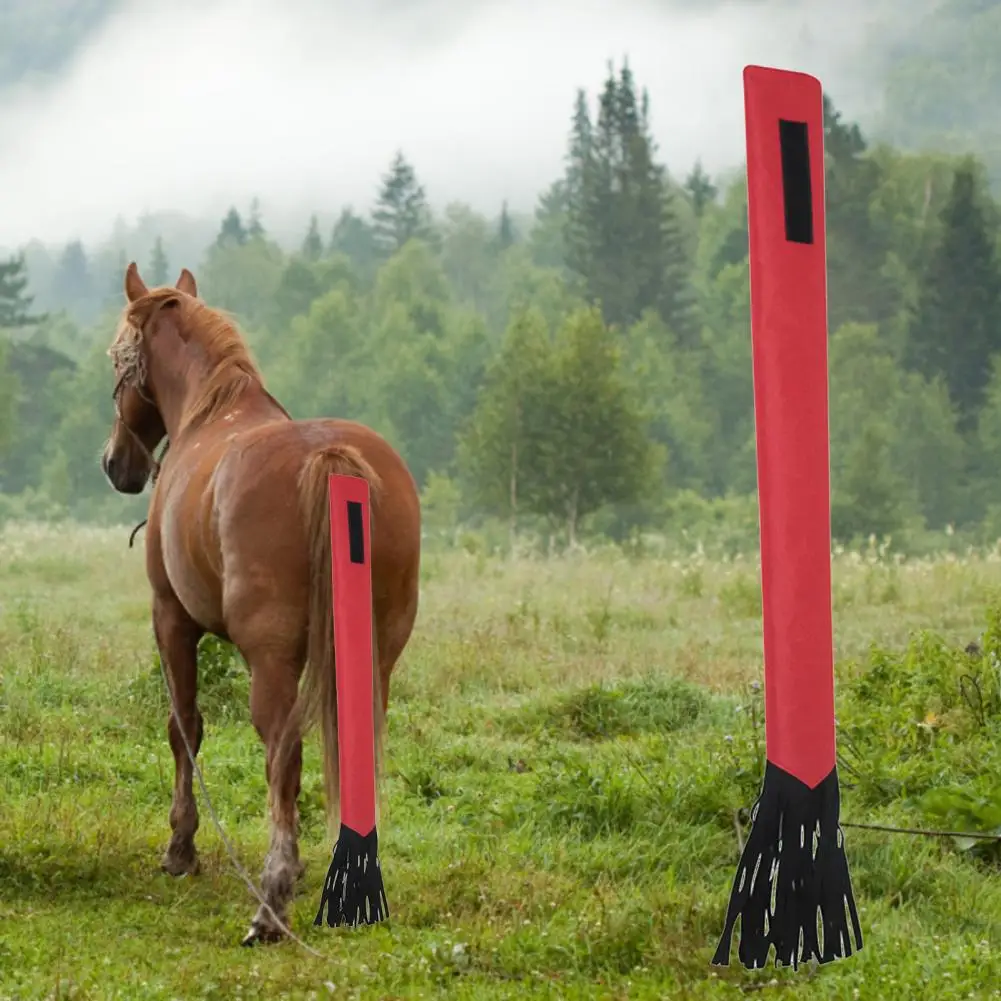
[711,65,862,970]
[314,473,388,927]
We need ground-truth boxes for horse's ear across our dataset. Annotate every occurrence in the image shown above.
[125,262,148,302]
[175,268,198,298]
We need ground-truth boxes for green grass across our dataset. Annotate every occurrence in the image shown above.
[1,523,1001,999]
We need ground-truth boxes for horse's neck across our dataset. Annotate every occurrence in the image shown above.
[229,382,291,424]
[180,376,288,435]
[259,386,293,420]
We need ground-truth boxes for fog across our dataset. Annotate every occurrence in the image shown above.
[0,0,886,248]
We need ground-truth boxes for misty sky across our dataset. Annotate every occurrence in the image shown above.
[0,0,882,249]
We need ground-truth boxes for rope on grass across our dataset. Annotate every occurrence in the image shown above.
[156,655,329,960]
[840,820,1001,842]
[729,811,1001,854]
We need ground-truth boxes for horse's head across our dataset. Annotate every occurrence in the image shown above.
[101,261,198,494]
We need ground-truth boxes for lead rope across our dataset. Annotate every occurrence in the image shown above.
[112,373,165,550]
[126,439,168,549]
[158,656,326,958]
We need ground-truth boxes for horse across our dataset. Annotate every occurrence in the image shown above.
[101,261,421,945]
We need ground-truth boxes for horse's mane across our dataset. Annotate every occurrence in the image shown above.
[108,287,271,432]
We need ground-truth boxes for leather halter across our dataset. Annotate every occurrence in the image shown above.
[111,371,166,486]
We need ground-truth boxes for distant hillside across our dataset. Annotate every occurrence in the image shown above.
[869,0,1001,185]
[3,0,1001,191]
[0,0,118,89]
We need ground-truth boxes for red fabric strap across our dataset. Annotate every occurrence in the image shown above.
[744,65,836,788]
[328,473,377,834]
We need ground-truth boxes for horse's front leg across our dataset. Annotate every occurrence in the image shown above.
[153,592,205,877]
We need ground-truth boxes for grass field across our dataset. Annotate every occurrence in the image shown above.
[1,521,1001,1000]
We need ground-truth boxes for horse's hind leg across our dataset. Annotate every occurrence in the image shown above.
[239,647,304,945]
[153,593,205,877]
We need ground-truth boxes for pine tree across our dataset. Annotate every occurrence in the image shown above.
[530,180,569,269]
[684,160,717,217]
[0,253,40,328]
[247,197,265,239]
[824,94,866,164]
[497,201,516,249]
[149,236,169,286]
[563,88,599,287]
[584,68,623,318]
[561,62,693,336]
[906,157,1001,426]
[371,151,434,256]
[53,241,92,311]
[302,214,323,261]
[659,183,698,343]
[330,208,379,275]
[823,95,887,332]
[216,207,247,247]
[623,68,694,339]
[104,248,128,308]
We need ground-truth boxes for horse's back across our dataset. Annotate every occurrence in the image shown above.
[232,415,417,526]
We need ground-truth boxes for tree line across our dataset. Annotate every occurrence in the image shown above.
[1,58,1000,555]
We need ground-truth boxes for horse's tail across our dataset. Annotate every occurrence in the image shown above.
[291,443,383,830]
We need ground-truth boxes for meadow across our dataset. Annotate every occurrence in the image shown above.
[1,521,1000,1000]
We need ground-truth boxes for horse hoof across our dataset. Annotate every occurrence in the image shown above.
[241,922,285,947]
[160,852,200,877]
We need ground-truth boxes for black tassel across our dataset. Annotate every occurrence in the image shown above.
[314,824,389,928]
[712,761,862,970]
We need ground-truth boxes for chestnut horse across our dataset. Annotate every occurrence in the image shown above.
[101,262,421,944]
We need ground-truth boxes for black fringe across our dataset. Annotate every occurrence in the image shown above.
[313,824,389,928]
[712,761,862,970]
